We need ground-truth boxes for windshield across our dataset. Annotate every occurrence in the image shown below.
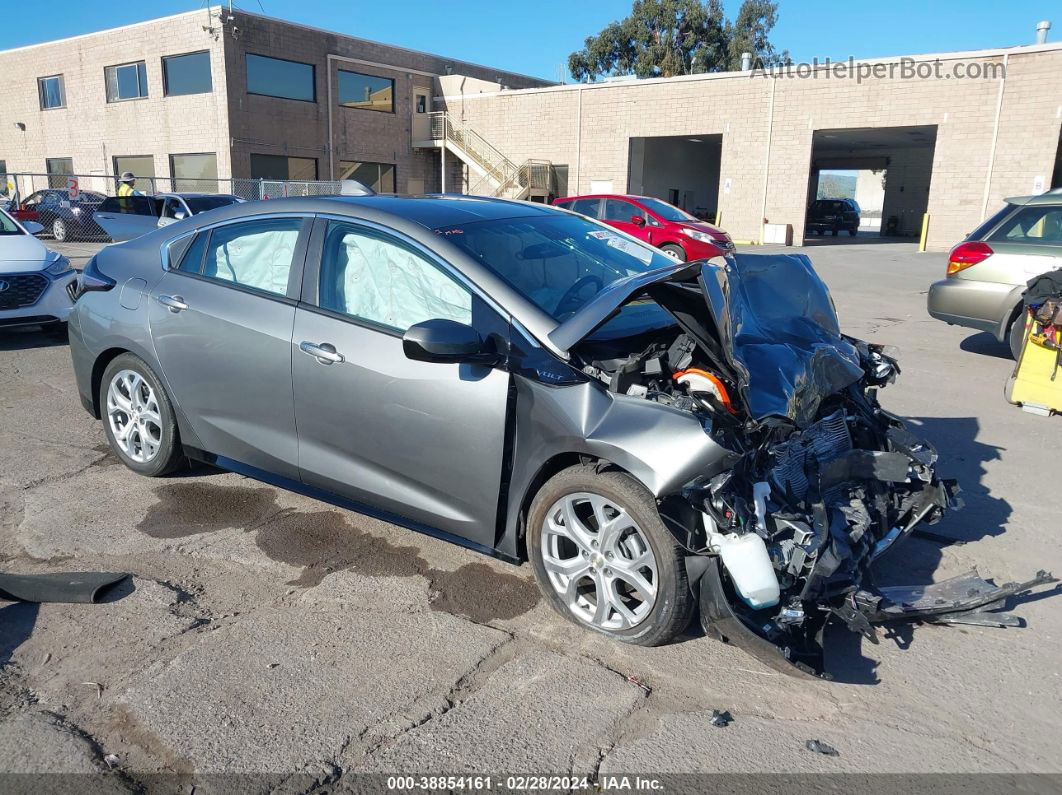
[636,197,696,222]
[186,196,238,214]
[437,214,677,320]
[0,210,23,235]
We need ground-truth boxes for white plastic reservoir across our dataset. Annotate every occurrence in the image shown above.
[703,513,780,609]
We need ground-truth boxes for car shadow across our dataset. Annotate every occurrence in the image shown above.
[0,602,39,669]
[960,331,1013,360]
[0,326,68,351]
[825,413,1016,684]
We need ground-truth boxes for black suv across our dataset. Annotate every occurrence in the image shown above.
[806,198,861,237]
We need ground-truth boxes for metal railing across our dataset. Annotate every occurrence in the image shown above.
[428,112,552,200]
[0,173,346,242]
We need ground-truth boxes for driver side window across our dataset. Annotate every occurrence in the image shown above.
[318,221,472,333]
[603,199,642,222]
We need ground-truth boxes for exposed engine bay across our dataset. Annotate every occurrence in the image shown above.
[565,253,1055,678]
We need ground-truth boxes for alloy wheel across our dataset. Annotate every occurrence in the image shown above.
[106,369,163,463]
[52,218,67,242]
[541,492,658,630]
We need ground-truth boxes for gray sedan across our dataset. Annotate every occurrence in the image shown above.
[68,195,959,677]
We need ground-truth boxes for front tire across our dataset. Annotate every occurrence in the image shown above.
[527,465,695,646]
[52,218,68,242]
[660,243,687,262]
[100,353,185,476]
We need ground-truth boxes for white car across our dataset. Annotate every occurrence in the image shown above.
[0,208,76,331]
[93,193,244,242]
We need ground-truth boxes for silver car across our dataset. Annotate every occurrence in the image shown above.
[69,195,968,677]
[928,189,1062,358]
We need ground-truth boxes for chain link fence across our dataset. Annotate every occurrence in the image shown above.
[0,173,344,243]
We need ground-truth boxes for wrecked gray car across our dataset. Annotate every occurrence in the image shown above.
[66,196,1053,678]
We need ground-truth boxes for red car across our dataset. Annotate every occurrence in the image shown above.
[552,194,733,261]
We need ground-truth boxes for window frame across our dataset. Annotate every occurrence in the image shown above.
[168,152,219,193]
[162,50,213,97]
[162,214,313,304]
[38,75,65,110]
[245,53,317,103]
[337,68,395,114]
[299,215,501,339]
[105,61,149,102]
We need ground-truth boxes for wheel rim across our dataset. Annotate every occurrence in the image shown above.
[541,492,658,631]
[106,369,163,463]
[53,219,66,240]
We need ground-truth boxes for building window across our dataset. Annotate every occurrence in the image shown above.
[249,154,318,181]
[170,153,218,193]
[338,70,394,113]
[0,161,8,196]
[246,54,315,102]
[113,156,156,190]
[339,161,395,194]
[105,61,148,102]
[163,51,212,96]
[38,75,65,109]
[45,157,73,188]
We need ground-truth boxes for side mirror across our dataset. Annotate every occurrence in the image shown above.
[174,210,187,220]
[22,221,44,235]
[403,319,496,365]
[631,215,645,227]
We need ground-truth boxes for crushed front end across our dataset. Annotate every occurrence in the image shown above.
[564,252,1054,678]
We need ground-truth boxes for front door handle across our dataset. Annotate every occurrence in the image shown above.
[299,341,345,365]
[157,294,188,313]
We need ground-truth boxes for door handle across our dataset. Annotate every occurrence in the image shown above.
[157,294,188,313]
[299,341,345,365]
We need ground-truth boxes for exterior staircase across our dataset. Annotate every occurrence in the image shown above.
[416,111,552,201]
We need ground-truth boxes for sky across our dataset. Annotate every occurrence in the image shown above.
[2,1,1057,81]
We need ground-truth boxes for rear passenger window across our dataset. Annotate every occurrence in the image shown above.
[200,218,302,296]
[175,231,207,273]
[988,206,1062,244]
[603,199,642,222]
[569,199,600,218]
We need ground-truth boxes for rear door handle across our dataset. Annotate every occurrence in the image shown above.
[157,294,188,313]
[299,341,345,365]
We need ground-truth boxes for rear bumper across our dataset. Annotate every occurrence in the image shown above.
[927,277,1019,339]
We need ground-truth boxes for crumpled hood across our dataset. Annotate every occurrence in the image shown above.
[553,252,864,427]
[700,253,864,427]
[0,234,50,272]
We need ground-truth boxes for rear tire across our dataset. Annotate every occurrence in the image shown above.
[848,227,858,237]
[100,353,185,477]
[527,464,695,647]
[1008,313,1027,361]
[831,227,839,237]
[660,243,687,262]
[52,218,68,242]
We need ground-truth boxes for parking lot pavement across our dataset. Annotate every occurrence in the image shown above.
[0,240,1060,784]
[49,240,107,269]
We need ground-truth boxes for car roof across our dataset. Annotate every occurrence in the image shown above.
[156,193,240,199]
[1004,188,1062,207]
[194,194,557,229]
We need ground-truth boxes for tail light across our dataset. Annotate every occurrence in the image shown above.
[946,242,993,276]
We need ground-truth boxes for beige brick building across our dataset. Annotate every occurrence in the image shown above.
[2,7,1060,251]
[0,7,547,198]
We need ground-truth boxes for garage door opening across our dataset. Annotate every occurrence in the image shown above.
[806,125,937,245]
[628,135,722,223]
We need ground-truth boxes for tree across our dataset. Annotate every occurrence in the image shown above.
[568,0,786,82]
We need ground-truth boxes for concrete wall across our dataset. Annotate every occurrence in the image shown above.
[0,10,230,192]
[442,44,1062,250]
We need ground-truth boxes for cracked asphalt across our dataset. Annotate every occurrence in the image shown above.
[0,239,1060,788]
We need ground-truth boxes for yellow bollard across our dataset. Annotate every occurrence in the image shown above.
[918,213,930,252]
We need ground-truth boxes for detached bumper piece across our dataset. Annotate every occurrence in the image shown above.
[701,560,1058,680]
